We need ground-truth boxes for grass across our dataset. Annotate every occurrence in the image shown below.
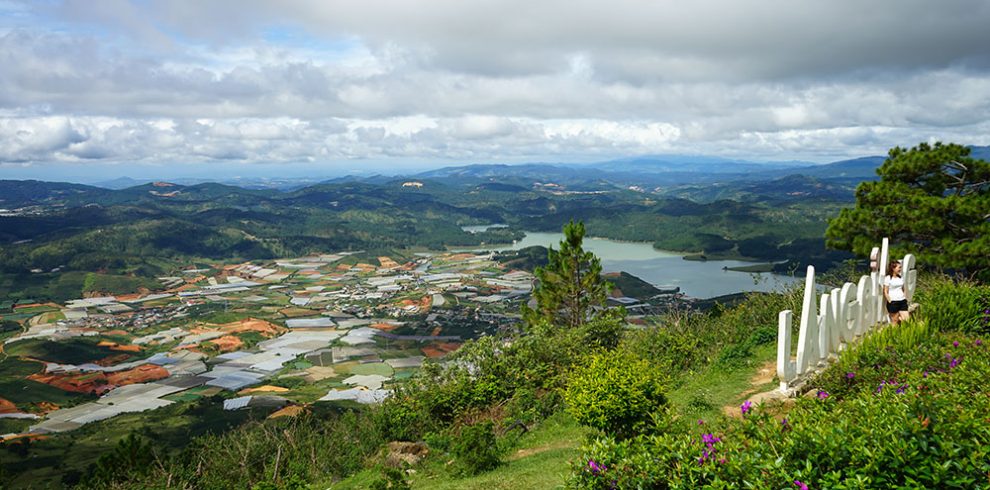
[350,362,395,377]
[5,338,119,365]
[0,417,33,435]
[0,357,95,409]
[667,343,777,420]
[329,412,589,490]
[0,399,265,488]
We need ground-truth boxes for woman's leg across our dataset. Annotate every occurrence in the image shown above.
[899,309,910,322]
[889,312,900,324]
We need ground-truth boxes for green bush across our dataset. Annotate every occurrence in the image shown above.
[915,275,990,333]
[570,321,990,488]
[451,421,501,476]
[564,351,667,438]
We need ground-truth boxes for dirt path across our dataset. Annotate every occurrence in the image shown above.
[721,360,779,418]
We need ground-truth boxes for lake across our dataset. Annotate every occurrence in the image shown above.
[467,231,802,299]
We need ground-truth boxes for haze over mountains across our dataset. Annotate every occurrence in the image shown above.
[60,145,982,191]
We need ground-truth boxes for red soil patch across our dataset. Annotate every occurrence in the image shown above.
[238,385,290,395]
[29,364,168,394]
[94,353,133,367]
[0,397,19,414]
[29,371,111,395]
[207,335,244,353]
[370,322,399,332]
[378,256,400,269]
[1,433,49,443]
[354,263,377,271]
[106,364,169,385]
[114,293,144,302]
[298,270,321,276]
[97,341,143,353]
[447,253,477,261]
[104,330,129,336]
[421,342,463,358]
[36,402,60,413]
[336,264,351,271]
[218,318,281,336]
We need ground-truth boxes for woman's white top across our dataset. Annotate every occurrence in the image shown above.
[884,275,906,301]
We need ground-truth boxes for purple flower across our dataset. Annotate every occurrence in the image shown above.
[976,339,983,346]
[781,418,789,427]
[896,386,906,395]
[923,371,928,378]
[846,372,855,379]
[698,419,704,425]
[953,341,959,347]
[950,357,960,369]
[702,433,721,445]
[794,480,809,490]
[588,460,606,474]
[719,458,726,464]
[740,400,752,415]
[817,390,829,400]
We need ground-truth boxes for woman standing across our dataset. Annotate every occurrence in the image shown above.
[884,260,909,324]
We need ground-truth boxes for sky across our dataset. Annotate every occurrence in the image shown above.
[2,0,990,181]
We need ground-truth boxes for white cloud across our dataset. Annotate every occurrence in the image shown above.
[1,0,989,169]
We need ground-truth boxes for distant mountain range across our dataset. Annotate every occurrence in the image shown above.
[67,144,989,192]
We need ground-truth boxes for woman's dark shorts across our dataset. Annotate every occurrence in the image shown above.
[886,299,908,314]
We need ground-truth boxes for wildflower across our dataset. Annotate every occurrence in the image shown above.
[846,372,855,379]
[719,458,726,464]
[588,460,606,475]
[698,419,704,425]
[922,371,928,378]
[817,390,829,400]
[953,341,959,348]
[781,418,789,427]
[950,357,960,369]
[976,339,983,346]
[740,400,752,415]
[794,480,809,490]
[896,386,906,395]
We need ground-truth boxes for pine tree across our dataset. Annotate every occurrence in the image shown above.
[523,220,612,328]
[826,142,990,280]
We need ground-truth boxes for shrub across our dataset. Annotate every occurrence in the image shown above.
[451,421,501,476]
[564,351,667,438]
[915,275,990,334]
[571,320,990,488]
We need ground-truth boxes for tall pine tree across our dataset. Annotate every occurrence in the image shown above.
[523,220,612,328]
[826,142,990,280]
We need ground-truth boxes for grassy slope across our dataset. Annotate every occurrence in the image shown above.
[331,412,589,490]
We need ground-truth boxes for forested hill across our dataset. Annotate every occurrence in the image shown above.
[0,164,862,302]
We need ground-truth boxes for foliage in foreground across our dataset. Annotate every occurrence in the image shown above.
[571,277,990,489]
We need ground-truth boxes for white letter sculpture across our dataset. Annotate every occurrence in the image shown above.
[776,238,917,392]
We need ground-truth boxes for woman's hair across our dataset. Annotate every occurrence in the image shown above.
[887,260,901,277]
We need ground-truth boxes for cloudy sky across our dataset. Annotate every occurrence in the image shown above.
[2,0,990,180]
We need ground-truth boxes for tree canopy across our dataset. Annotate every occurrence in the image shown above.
[826,142,990,279]
[523,220,613,328]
